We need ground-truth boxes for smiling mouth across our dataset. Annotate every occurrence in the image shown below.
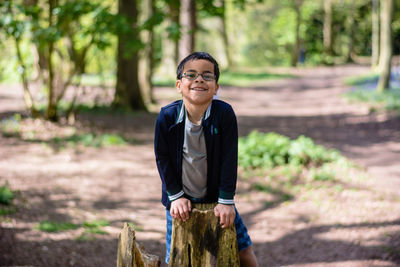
[190,87,208,91]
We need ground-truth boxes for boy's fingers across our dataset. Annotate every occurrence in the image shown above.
[182,208,188,221]
[214,207,220,217]
[220,213,227,227]
[178,207,184,220]
[179,206,189,221]
[188,201,192,212]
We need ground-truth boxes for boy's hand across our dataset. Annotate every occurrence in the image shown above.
[214,204,235,229]
[170,197,191,222]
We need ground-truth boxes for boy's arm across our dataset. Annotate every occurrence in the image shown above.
[154,109,184,202]
[218,105,238,205]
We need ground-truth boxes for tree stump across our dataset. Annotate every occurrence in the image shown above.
[169,203,240,267]
[117,222,160,267]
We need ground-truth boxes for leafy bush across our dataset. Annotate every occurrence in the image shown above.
[0,181,14,205]
[238,131,343,170]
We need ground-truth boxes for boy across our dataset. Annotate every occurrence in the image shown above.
[154,52,258,266]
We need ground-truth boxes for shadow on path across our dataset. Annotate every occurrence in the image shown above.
[251,219,400,266]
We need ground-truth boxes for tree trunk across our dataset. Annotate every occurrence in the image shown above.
[291,0,302,67]
[139,0,155,104]
[178,0,196,61]
[220,0,233,68]
[372,0,380,68]
[323,0,333,56]
[169,203,240,267]
[114,0,147,110]
[169,0,180,65]
[377,0,393,92]
[117,223,160,267]
[14,37,40,118]
[158,0,180,78]
[345,2,355,63]
[46,0,57,121]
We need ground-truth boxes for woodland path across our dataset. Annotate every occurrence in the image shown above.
[0,64,399,267]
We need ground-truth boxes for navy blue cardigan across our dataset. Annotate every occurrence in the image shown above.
[154,99,238,209]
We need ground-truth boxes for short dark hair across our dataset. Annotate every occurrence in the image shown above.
[176,52,220,82]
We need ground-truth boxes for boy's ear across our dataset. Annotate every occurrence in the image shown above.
[176,80,182,94]
[214,83,219,95]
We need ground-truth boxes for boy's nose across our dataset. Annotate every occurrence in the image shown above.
[194,75,205,82]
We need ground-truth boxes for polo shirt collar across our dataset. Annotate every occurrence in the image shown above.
[176,101,212,124]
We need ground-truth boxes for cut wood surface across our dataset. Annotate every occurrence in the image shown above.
[117,222,160,267]
[169,203,239,267]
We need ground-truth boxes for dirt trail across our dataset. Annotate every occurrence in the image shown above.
[1,64,400,267]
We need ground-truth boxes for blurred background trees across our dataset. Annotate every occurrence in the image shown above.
[0,0,399,121]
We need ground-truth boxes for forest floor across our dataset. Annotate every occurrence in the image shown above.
[1,64,400,267]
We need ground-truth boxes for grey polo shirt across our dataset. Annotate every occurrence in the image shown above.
[181,106,211,198]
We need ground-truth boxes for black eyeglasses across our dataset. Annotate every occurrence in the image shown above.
[182,71,216,81]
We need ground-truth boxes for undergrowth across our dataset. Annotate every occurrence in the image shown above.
[0,181,17,216]
[238,131,356,204]
[36,219,111,241]
[0,114,131,148]
[344,71,400,113]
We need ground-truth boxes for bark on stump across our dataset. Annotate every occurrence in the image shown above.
[169,203,240,267]
[117,223,160,267]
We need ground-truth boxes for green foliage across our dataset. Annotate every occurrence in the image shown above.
[53,133,128,148]
[36,221,80,232]
[238,131,343,170]
[344,73,400,111]
[36,219,110,235]
[0,181,15,205]
[219,70,295,86]
[309,165,337,182]
[345,73,380,86]
[82,219,109,235]
[239,132,290,169]
[238,131,357,206]
[0,113,22,137]
[77,219,110,241]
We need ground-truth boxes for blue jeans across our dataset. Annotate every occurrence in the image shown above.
[165,206,252,264]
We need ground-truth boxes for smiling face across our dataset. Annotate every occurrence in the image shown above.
[176,59,219,107]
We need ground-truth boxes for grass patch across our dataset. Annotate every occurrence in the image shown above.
[344,87,400,112]
[52,133,129,148]
[36,219,110,238]
[344,73,379,86]
[36,221,80,232]
[1,114,132,148]
[0,114,22,138]
[219,70,295,86]
[344,71,400,113]
[35,102,134,116]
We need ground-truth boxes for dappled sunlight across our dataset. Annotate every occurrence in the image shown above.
[1,64,400,266]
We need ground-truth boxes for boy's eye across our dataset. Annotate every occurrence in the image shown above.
[202,74,214,80]
[185,72,197,79]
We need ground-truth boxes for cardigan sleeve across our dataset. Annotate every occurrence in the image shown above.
[154,108,184,201]
[217,105,238,205]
